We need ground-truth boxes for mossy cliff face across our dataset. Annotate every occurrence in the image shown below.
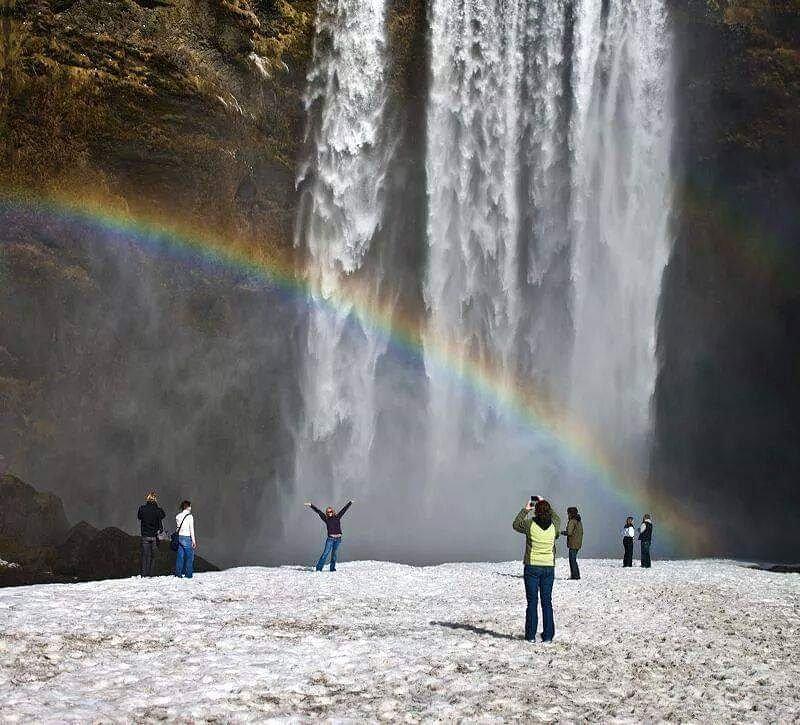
[654,0,800,558]
[3,0,318,246]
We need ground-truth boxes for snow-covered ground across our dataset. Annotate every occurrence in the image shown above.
[1,559,798,722]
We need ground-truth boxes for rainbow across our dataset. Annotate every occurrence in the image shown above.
[0,191,710,553]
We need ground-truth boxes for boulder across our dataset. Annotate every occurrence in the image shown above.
[0,474,70,547]
[54,523,218,580]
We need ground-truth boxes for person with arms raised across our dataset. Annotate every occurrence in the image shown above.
[304,500,353,572]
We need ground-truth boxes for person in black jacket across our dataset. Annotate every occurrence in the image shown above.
[638,514,653,568]
[137,491,166,577]
[304,500,353,571]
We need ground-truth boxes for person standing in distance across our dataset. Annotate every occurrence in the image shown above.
[639,514,653,568]
[304,500,353,572]
[137,491,166,577]
[174,500,196,579]
[621,516,635,567]
[561,506,583,580]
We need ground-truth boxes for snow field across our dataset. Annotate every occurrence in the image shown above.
[0,559,798,722]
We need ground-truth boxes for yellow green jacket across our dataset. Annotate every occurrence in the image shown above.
[512,508,557,566]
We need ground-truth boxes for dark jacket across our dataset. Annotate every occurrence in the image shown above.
[137,502,166,537]
[311,502,352,536]
[563,516,584,550]
[639,520,653,543]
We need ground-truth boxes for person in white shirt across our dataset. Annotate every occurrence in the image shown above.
[174,500,196,579]
[621,516,635,567]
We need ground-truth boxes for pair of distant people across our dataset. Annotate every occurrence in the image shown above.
[137,492,196,578]
[621,514,653,567]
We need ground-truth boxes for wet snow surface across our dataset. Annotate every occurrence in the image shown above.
[1,560,799,722]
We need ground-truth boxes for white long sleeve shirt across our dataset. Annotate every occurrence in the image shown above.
[622,525,635,538]
[176,511,196,544]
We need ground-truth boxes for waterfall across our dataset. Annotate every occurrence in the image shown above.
[424,0,526,463]
[289,0,674,558]
[568,0,674,477]
[425,0,674,491]
[294,0,392,499]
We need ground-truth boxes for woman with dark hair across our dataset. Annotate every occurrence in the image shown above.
[174,500,196,579]
[304,500,353,572]
[561,506,583,580]
[512,498,557,642]
[621,516,635,567]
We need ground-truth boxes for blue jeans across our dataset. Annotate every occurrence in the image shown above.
[523,565,555,642]
[175,536,194,578]
[316,536,341,571]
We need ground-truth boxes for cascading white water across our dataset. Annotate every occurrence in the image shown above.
[289,0,674,558]
[425,0,674,488]
[294,0,391,497]
[568,0,674,477]
[424,0,525,464]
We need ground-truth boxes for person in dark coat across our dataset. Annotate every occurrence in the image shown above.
[304,500,353,571]
[560,507,583,580]
[137,491,166,577]
[638,514,653,568]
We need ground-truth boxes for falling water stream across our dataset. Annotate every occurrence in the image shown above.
[294,0,392,503]
[293,0,674,559]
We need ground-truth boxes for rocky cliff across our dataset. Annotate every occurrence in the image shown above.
[654,0,800,558]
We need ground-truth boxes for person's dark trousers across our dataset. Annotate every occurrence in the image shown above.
[316,536,342,571]
[568,548,581,579]
[523,565,556,642]
[140,536,157,577]
[640,540,651,568]
[623,537,633,567]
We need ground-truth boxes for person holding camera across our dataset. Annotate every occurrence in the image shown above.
[137,490,166,577]
[512,497,557,642]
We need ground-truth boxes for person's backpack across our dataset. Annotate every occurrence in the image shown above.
[170,514,190,552]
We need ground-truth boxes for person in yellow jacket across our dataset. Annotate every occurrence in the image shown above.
[512,498,557,642]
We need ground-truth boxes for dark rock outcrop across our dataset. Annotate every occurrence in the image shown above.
[55,522,217,579]
[0,473,70,546]
[0,475,218,587]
